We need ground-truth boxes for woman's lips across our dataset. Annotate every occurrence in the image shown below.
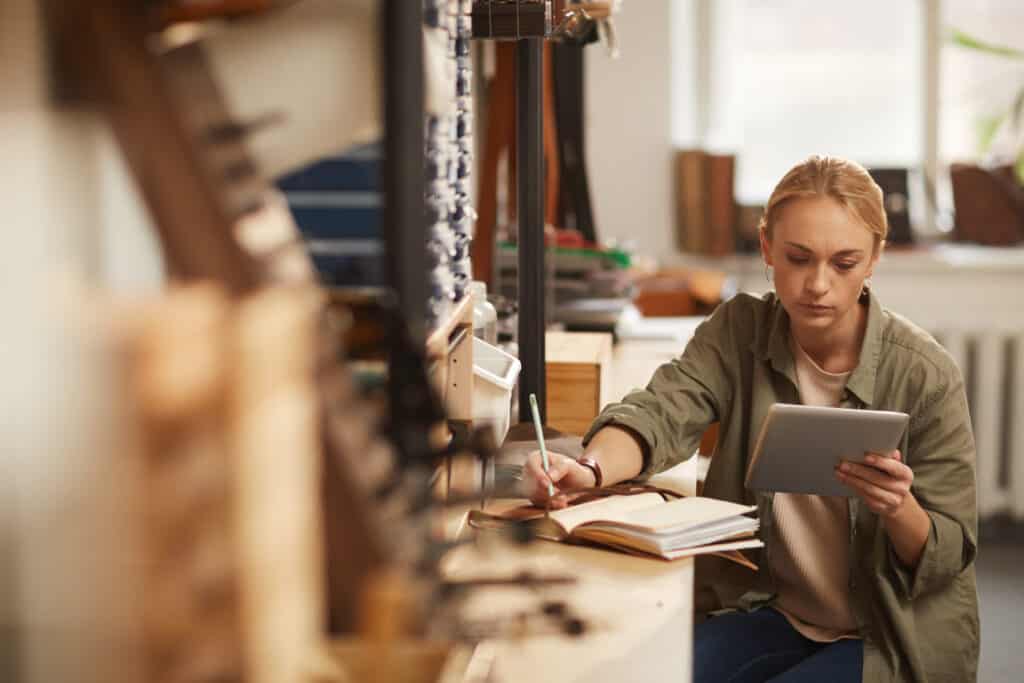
[800,303,832,314]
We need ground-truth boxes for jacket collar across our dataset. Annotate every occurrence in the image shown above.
[752,289,884,407]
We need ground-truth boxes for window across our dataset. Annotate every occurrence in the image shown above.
[676,0,923,205]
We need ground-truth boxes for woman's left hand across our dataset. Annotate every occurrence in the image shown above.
[835,450,914,517]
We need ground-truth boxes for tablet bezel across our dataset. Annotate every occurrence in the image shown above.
[744,403,910,497]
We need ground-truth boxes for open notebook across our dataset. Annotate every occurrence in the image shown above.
[469,491,763,567]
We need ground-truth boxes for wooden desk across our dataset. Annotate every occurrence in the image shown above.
[444,540,693,683]
[440,331,708,683]
[442,461,698,683]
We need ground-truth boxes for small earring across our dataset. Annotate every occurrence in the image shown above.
[861,278,872,297]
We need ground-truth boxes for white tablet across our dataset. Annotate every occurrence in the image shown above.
[744,403,910,497]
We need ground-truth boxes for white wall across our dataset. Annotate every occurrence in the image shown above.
[2,3,159,680]
[585,1,686,262]
[96,131,166,292]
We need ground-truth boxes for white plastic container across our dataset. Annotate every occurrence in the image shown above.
[472,336,521,447]
[469,280,498,345]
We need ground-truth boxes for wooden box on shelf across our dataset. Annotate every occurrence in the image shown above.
[545,331,612,436]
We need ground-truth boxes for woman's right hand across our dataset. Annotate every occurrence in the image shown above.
[523,451,597,509]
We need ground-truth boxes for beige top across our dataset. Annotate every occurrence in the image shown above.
[770,336,859,642]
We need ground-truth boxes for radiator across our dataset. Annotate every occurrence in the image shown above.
[933,328,1024,520]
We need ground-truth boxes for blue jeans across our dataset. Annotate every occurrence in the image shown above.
[693,608,863,683]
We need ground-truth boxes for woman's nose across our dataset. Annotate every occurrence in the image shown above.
[805,266,829,296]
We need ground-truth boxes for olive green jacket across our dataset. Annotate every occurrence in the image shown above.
[584,291,979,682]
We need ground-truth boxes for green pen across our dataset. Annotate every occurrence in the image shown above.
[528,393,555,498]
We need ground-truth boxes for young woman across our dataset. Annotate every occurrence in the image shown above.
[523,156,979,682]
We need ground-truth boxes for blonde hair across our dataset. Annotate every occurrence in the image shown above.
[758,155,888,252]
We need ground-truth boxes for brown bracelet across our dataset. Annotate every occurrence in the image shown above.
[576,456,603,488]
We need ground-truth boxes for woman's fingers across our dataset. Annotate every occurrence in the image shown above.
[524,451,574,504]
[862,451,908,478]
[548,493,571,509]
[838,459,911,492]
[836,460,909,516]
[526,451,570,483]
[841,472,902,507]
[837,462,894,491]
[837,469,882,497]
[838,469,885,502]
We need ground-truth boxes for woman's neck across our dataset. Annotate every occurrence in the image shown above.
[789,300,868,374]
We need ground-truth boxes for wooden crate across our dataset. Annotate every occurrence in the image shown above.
[545,331,613,436]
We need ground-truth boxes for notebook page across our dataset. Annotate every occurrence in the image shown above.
[549,492,665,534]
[661,538,764,560]
[585,496,757,534]
[577,518,758,554]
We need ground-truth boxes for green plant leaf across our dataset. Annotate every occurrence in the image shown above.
[948,27,1024,60]
[1013,85,1024,131]
[977,114,1005,153]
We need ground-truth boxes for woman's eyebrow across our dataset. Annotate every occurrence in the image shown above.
[783,242,864,258]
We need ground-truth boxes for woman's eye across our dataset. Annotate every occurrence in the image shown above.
[834,261,858,272]
[786,255,809,265]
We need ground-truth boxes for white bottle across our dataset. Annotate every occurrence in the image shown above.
[469,280,498,346]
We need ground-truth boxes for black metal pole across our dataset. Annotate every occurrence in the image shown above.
[517,37,546,424]
[382,0,425,343]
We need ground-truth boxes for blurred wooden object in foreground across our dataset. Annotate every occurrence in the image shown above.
[30,1,550,680]
[158,0,276,24]
[128,283,326,683]
[30,281,464,683]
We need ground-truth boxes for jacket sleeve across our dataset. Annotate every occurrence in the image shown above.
[582,303,736,478]
[887,365,978,601]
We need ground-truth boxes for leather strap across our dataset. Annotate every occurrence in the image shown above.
[576,456,603,488]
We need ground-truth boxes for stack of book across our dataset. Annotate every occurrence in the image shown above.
[470,490,763,567]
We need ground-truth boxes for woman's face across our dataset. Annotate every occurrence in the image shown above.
[761,196,879,334]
